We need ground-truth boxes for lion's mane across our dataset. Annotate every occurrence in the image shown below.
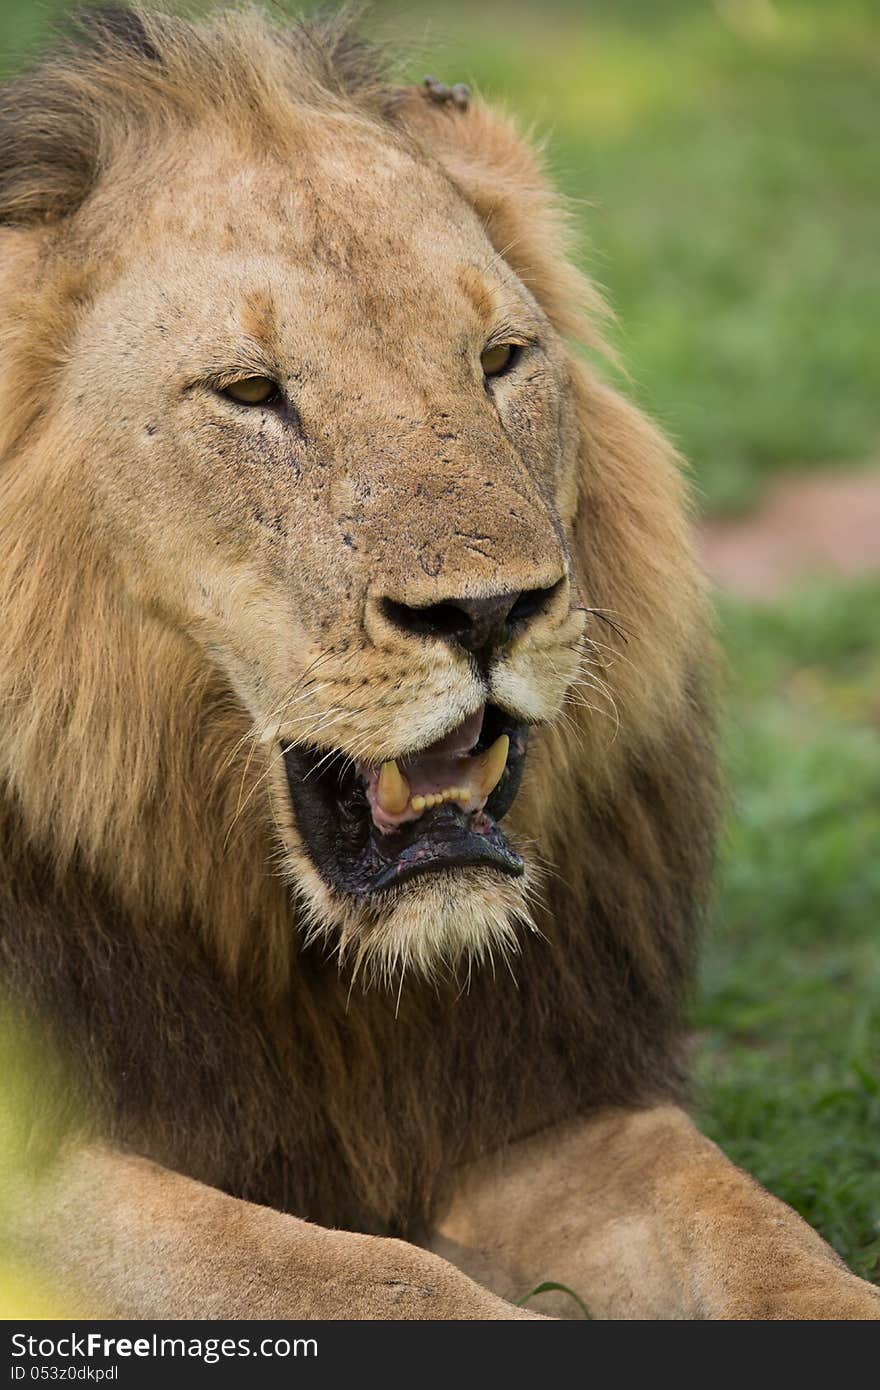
[0,7,718,1235]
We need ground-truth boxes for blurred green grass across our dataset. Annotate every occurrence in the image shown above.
[1,0,877,1291]
[699,581,880,1280]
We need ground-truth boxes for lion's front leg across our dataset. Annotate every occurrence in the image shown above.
[4,1144,539,1320]
[428,1105,880,1320]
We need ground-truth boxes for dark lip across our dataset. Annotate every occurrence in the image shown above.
[281,705,528,898]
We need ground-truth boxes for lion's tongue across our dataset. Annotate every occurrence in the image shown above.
[361,705,510,834]
[415,706,485,758]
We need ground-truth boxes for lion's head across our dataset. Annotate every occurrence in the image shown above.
[0,7,709,990]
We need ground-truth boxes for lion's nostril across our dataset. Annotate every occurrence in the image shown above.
[383,599,473,641]
[379,580,563,659]
[507,584,560,626]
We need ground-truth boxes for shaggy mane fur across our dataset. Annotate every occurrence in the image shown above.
[0,5,719,1237]
[0,6,393,224]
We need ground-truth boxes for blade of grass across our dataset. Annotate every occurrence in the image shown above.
[516,1280,592,1318]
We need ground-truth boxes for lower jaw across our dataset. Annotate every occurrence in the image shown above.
[336,805,524,897]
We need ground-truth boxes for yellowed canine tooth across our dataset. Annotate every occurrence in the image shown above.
[377,759,410,815]
[479,734,509,798]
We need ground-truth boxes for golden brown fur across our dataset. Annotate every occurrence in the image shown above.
[432,1108,880,1319]
[7,7,872,1324]
[0,4,715,1237]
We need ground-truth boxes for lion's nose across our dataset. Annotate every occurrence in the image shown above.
[379,581,563,659]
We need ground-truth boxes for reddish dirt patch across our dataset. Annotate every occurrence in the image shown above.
[699,468,880,599]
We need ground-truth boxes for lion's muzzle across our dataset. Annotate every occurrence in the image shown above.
[278,580,572,897]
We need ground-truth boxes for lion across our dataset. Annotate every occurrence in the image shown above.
[0,5,877,1321]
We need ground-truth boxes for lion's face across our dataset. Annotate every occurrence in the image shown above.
[64,116,586,972]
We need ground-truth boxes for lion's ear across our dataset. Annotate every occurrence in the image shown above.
[397,86,610,352]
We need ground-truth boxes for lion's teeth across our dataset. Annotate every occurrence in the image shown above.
[382,745,508,822]
[406,786,471,815]
[479,734,509,798]
[377,759,411,815]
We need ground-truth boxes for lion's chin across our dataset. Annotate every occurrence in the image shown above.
[286,856,539,986]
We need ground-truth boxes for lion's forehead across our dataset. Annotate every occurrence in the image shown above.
[80,118,536,386]
[102,181,513,381]
[134,123,481,284]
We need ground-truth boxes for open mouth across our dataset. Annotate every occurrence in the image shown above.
[281,703,528,897]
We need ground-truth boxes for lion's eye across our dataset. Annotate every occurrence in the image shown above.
[480,342,519,378]
[222,376,279,406]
